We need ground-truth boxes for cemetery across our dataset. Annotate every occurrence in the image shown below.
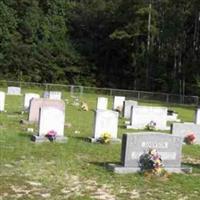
[0,85,200,199]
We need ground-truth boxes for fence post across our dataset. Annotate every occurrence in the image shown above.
[166,94,169,103]
[137,91,140,100]
[110,89,112,96]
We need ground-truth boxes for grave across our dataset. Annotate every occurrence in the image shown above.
[107,132,192,173]
[7,87,21,95]
[171,122,200,144]
[123,100,138,119]
[70,85,83,97]
[0,91,5,111]
[49,91,62,100]
[31,106,67,143]
[167,110,180,122]
[43,91,49,98]
[96,97,108,110]
[29,98,65,123]
[24,93,40,109]
[127,106,169,130]
[195,108,200,124]
[113,96,125,111]
[89,110,120,143]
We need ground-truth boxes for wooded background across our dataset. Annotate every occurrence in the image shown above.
[0,0,199,95]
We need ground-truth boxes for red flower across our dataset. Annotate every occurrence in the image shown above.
[184,132,196,144]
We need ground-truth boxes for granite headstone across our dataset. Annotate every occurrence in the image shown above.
[29,98,65,122]
[107,132,191,173]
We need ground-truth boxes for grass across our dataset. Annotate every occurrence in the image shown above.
[0,88,200,200]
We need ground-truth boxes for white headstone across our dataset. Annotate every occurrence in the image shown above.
[38,107,65,137]
[43,91,49,98]
[113,96,125,110]
[97,97,108,110]
[93,110,119,139]
[172,122,200,144]
[195,108,200,124]
[49,91,62,100]
[7,87,21,95]
[24,93,40,109]
[123,100,138,119]
[0,91,5,111]
[127,106,169,130]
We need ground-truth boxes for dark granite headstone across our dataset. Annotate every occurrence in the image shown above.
[107,132,192,173]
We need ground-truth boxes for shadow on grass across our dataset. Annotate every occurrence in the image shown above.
[182,162,200,169]
[18,132,32,139]
[89,161,120,168]
[70,135,90,143]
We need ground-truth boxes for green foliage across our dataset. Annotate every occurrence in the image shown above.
[0,0,199,95]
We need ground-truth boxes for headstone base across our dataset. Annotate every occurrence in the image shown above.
[87,137,121,143]
[107,163,192,174]
[31,135,68,143]
[126,125,170,131]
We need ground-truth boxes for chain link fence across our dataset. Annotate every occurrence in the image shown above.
[0,80,199,105]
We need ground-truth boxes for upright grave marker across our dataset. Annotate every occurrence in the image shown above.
[24,93,40,109]
[113,96,125,111]
[31,107,67,142]
[0,91,5,111]
[127,106,169,130]
[49,91,62,100]
[123,100,138,119]
[97,97,108,110]
[70,85,83,97]
[195,108,200,125]
[172,122,200,144]
[107,132,191,173]
[29,98,65,122]
[89,110,120,142]
[7,87,21,95]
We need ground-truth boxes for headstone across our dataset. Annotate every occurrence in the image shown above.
[107,132,191,173]
[29,98,65,122]
[195,108,200,125]
[167,110,180,122]
[97,97,108,110]
[127,106,169,130]
[24,93,40,109]
[31,107,67,143]
[0,91,5,111]
[172,123,200,144]
[113,96,125,110]
[70,85,83,97]
[7,87,21,95]
[49,91,62,100]
[43,91,49,98]
[123,100,138,119]
[89,110,120,142]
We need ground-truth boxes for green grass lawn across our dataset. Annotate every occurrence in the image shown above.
[0,88,200,200]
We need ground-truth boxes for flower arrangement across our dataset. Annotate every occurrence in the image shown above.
[184,133,196,145]
[98,132,111,144]
[139,148,164,175]
[45,130,57,142]
[145,121,156,131]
